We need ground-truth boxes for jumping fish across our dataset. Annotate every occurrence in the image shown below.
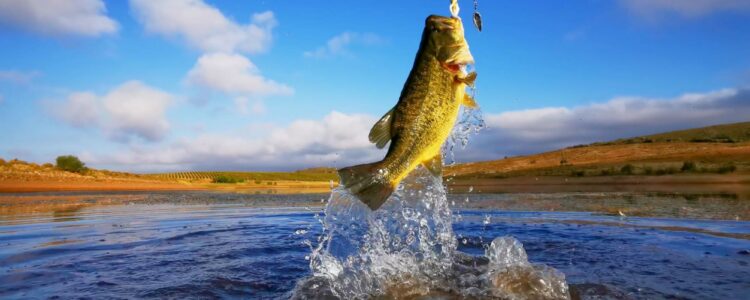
[338,15,477,210]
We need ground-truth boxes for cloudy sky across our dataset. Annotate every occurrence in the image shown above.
[0,0,748,172]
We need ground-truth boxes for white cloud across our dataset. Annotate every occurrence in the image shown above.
[459,88,750,161]
[186,52,293,97]
[68,86,750,172]
[130,0,289,111]
[304,32,383,58]
[0,0,117,37]
[102,81,173,142]
[49,81,173,142]
[86,111,382,172]
[621,0,750,19]
[234,97,266,115]
[130,0,276,54]
[51,92,101,128]
[0,70,41,84]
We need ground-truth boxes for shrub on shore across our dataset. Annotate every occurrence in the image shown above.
[644,167,653,175]
[681,161,696,172]
[213,175,244,184]
[56,155,87,174]
[718,163,737,174]
[620,164,634,175]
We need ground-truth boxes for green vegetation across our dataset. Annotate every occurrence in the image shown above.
[718,163,737,174]
[148,169,338,182]
[654,167,678,176]
[212,175,245,184]
[681,161,696,172]
[620,164,634,175]
[644,166,653,175]
[578,122,750,148]
[465,160,745,180]
[55,155,87,174]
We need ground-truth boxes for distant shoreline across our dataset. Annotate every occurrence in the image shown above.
[0,179,333,194]
[448,173,750,198]
[2,173,748,195]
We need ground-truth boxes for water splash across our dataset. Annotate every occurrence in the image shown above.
[443,106,485,166]
[292,167,569,299]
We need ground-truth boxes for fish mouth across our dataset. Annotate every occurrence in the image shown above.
[442,47,474,74]
[443,58,474,74]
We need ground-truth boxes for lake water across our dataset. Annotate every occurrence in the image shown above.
[0,191,749,299]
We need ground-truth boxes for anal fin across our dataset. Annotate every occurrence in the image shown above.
[338,162,394,210]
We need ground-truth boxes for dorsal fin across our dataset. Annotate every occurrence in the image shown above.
[368,107,395,149]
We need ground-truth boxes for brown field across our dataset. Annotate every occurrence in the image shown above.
[0,159,333,194]
[446,142,750,178]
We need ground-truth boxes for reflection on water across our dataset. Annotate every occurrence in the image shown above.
[0,192,748,299]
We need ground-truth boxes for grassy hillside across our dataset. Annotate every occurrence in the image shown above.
[0,157,338,184]
[595,121,750,145]
[145,170,338,183]
[447,122,750,179]
[0,158,147,182]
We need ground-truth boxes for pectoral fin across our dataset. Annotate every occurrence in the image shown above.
[463,94,478,108]
[369,108,395,149]
[422,154,443,177]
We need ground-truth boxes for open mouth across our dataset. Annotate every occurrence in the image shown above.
[442,51,474,74]
[443,63,463,73]
[443,59,473,74]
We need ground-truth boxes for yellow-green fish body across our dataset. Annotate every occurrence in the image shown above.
[339,15,478,210]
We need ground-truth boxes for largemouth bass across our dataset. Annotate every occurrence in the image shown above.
[339,15,478,210]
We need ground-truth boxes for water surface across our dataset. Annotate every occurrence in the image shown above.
[0,192,748,299]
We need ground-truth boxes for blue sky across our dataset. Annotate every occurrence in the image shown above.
[0,0,749,172]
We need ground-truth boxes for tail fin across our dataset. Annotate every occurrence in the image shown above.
[338,162,394,210]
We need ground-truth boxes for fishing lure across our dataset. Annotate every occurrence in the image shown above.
[449,0,482,32]
[473,0,482,32]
